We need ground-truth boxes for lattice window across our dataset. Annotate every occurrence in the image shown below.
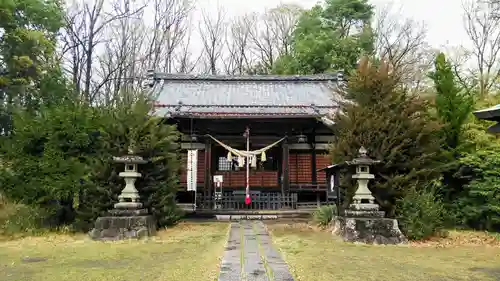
[218,157,233,171]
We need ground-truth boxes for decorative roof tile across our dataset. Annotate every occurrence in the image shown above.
[148,73,344,118]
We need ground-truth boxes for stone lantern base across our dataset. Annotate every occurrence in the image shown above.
[332,204,407,245]
[88,206,156,241]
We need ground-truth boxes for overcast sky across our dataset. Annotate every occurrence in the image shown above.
[195,0,467,49]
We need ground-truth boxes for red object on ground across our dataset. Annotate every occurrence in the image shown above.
[245,195,251,205]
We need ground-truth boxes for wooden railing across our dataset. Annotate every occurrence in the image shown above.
[289,183,328,191]
[296,202,320,209]
[196,192,298,210]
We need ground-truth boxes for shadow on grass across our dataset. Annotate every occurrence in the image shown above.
[469,267,500,279]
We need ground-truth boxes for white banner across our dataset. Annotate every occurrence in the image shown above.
[187,149,198,191]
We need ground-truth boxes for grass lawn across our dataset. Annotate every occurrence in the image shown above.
[0,222,229,281]
[268,223,500,281]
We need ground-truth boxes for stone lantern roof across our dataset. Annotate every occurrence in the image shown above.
[345,147,381,166]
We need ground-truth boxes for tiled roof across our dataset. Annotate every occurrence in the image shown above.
[474,104,500,121]
[148,73,344,118]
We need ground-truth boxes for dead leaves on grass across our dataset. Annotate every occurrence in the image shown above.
[267,222,326,233]
[269,222,500,248]
[410,230,500,248]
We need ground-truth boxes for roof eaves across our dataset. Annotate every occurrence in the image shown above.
[474,105,500,121]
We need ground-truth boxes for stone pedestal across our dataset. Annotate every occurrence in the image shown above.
[89,207,157,241]
[332,204,407,245]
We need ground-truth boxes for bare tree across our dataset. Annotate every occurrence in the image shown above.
[63,0,145,103]
[98,0,193,101]
[94,0,144,100]
[374,4,432,92]
[199,6,227,75]
[61,1,87,95]
[173,22,202,74]
[223,15,254,75]
[144,0,193,73]
[488,0,500,18]
[61,0,195,104]
[441,45,477,91]
[463,0,500,96]
[247,4,302,73]
[268,4,302,56]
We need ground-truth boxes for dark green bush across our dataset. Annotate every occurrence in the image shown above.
[312,205,337,227]
[330,58,443,217]
[455,146,500,231]
[396,185,445,240]
[88,100,183,229]
[0,97,182,233]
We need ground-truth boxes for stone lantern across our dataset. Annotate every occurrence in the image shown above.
[349,147,377,205]
[113,148,147,209]
[330,147,407,245]
[89,145,156,241]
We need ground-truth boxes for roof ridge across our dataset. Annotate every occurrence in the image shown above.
[148,72,343,82]
[154,103,338,108]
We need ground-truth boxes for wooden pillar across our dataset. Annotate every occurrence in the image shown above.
[311,128,319,206]
[282,136,290,195]
[204,137,212,198]
[311,148,317,184]
[311,130,317,185]
[334,169,342,213]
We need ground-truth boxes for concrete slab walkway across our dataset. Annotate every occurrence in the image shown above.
[218,221,294,281]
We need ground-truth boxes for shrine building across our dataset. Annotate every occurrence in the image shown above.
[147,71,344,211]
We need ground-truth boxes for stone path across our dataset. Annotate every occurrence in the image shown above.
[218,221,294,281]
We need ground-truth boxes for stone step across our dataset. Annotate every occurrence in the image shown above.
[183,210,313,221]
[216,214,280,221]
